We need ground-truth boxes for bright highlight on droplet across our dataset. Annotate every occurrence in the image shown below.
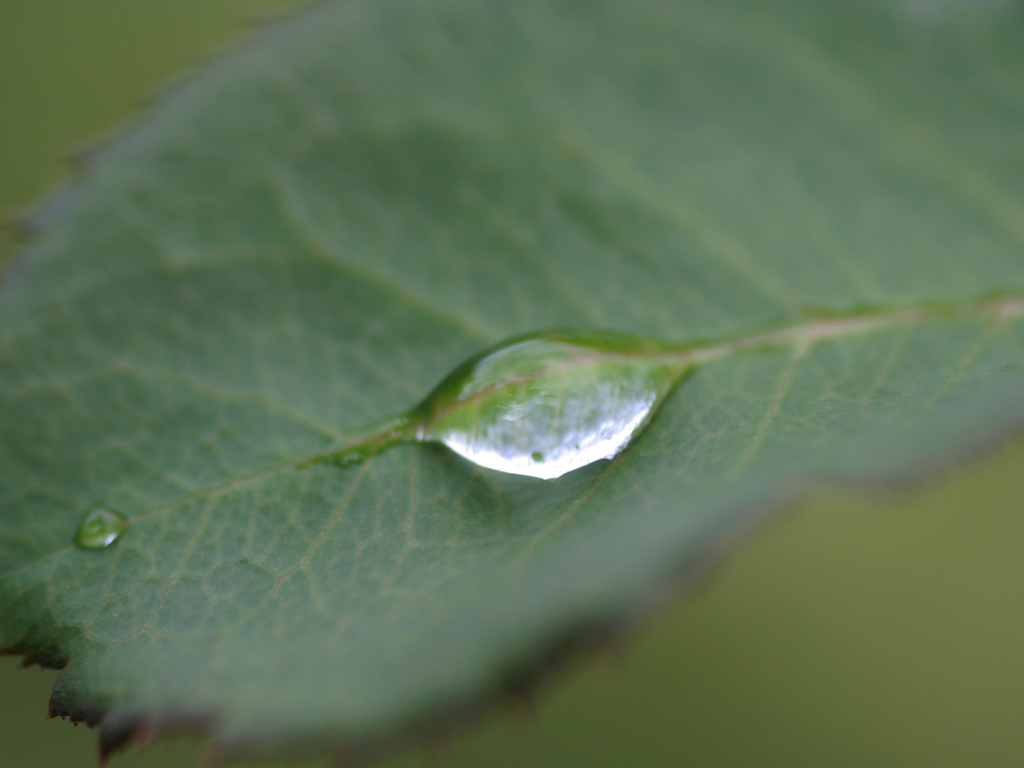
[75,507,130,549]
[411,331,683,479]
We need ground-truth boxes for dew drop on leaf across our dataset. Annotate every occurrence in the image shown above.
[412,331,684,479]
[74,507,130,549]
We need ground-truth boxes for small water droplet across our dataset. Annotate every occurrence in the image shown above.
[75,507,130,549]
[413,330,683,479]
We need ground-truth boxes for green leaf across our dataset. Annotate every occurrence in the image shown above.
[3,0,1024,759]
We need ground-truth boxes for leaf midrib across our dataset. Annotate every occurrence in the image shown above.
[3,292,1022,583]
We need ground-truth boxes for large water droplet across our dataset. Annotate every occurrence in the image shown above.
[75,507,130,549]
[413,331,683,479]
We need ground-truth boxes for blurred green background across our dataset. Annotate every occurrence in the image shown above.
[3,2,1024,766]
